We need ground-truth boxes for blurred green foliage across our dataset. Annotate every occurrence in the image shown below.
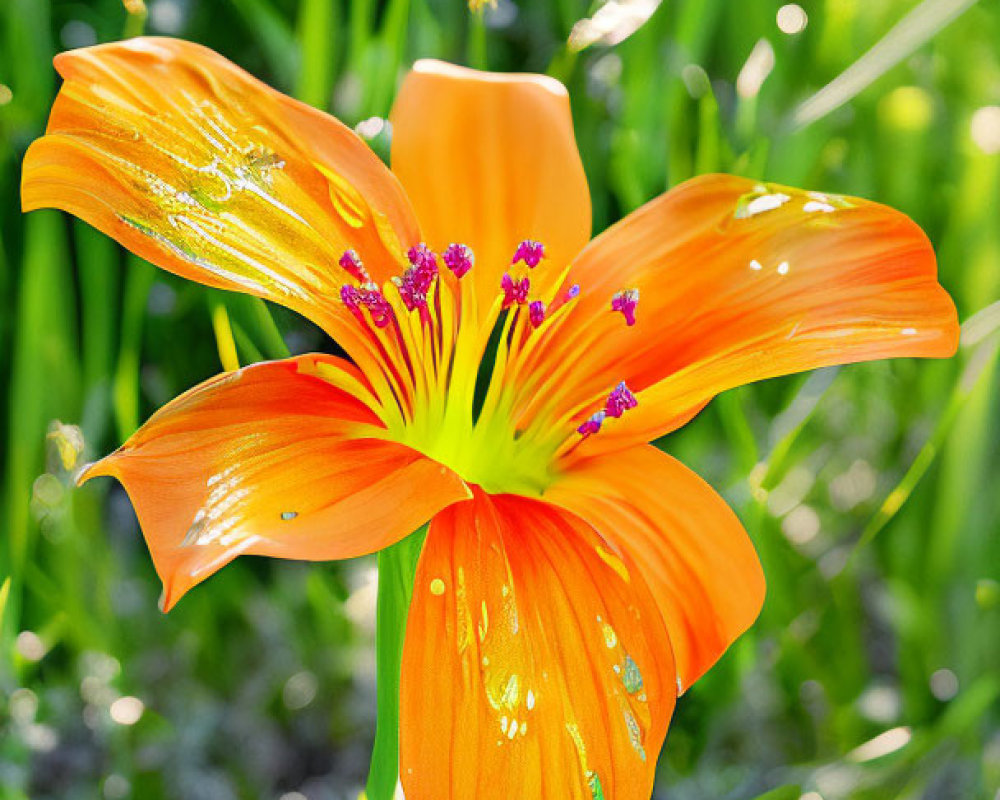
[1,1,998,798]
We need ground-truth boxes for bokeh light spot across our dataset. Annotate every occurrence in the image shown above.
[777,4,808,34]
[971,106,1000,154]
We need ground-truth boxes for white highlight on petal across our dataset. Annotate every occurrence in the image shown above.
[803,200,836,213]
[744,192,791,217]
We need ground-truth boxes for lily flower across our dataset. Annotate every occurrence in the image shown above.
[22,38,958,799]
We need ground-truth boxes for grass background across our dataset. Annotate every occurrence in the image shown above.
[1,0,999,798]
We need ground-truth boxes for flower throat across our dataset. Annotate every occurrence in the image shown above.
[336,238,639,496]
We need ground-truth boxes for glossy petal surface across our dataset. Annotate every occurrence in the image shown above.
[22,37,419,346]
[80,355,469,610]
[400,489,675,799]
[546,444,765,692]
[391,60,592,321]
[517,175,959,459]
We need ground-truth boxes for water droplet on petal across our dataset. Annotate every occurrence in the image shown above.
[621,655,644,694]
[601,622,618,649]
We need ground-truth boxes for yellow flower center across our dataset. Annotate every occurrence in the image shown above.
[336,240,640,495]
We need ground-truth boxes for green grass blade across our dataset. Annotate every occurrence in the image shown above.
[296,0,338,109]
[789,0,980,130]
[112,256,155,441]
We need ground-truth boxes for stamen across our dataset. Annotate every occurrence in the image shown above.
[443,243,474,278]
[529,300,546,328]
[577,410,605,437]
[501,273,531,309]
[512,239,545,268]
[394,243,439,321]
[611,288,639,326]
[576,382,638,440]
[407,243,438,273]
[604,381,638,418]
[340,284,361,313]
[338,249,370,283]
[343,282,394,328]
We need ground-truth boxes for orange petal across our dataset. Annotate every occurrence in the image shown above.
[80,355,469,611]
[520,175,959,458]
[400,489,675,799]
[390,61,591,319]
[22,37,419,346]
[545,444,765,693]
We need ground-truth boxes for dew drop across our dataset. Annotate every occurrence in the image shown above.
[623,709,646,761]
[736,191,791,219]
[501,674,520,706]
[621,655,644,694]
[601,622,618,649]
[429,578,446,595]
[803,199,835,213]
[280,511,298,521]
[587,771,606,800]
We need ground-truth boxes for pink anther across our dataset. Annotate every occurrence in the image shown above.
[442,243,474,279]
[501,273,531,309]
[512,239,545,268]
[611,288,639,326]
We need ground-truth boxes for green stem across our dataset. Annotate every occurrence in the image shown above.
[122,2,147,38]
[366,526,427,800]
[467,9,488,70]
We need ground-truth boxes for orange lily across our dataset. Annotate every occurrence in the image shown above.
[23,38,958,799]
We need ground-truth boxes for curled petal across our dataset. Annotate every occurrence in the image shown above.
[546,444,765,692]
[22,37,419,344]
[401,489,675,799]
[519,175,958,457]
[80,355,469,610]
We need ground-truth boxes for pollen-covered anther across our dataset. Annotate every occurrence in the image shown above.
[338,248,370,283]
[407,242,439,273]
[501,273,531,309]
[341,282,394,328]
[340,284,361,313]
[528,300,546,328]
[395,243,440,320]
[611,288,639,326]
[362,284,395,328]
[512,239,545,268]
[577,410,606,438]
[604,381,638,418]
[442,243,474,278]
